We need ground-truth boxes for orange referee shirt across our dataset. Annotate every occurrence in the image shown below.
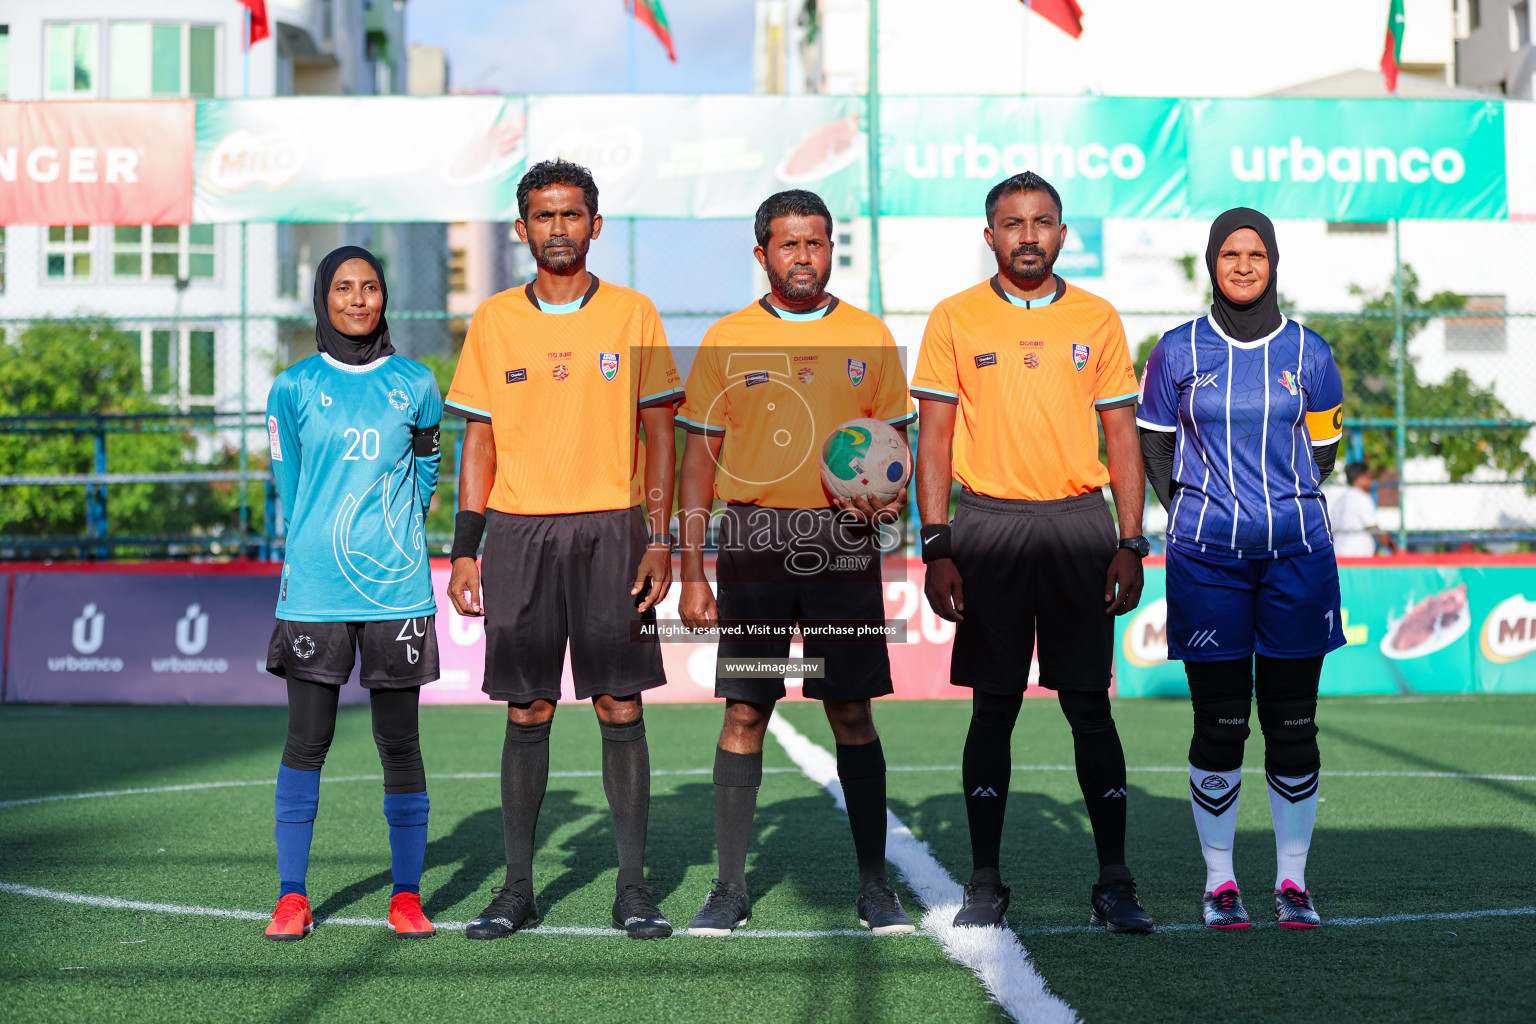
[911,276,1138,501]
[679,297,916,509]
[445,277,683,516]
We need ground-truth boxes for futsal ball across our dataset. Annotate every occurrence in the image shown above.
[819,418,911,504]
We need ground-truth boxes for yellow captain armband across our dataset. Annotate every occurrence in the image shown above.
[1306,405,1343,445]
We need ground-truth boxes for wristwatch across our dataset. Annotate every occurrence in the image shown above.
[1118,535,1151,558]
[649,532,676,550]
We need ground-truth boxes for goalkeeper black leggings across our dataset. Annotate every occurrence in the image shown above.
[280,677,426,794]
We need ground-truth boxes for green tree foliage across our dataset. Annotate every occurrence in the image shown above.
[1307,267,1536,484]
[0,321,262,541]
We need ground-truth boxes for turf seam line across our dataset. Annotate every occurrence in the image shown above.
[1015,905,1536,935]
[765,715,1080,1024]
[7,765,1530,810]
[0,883,886,939]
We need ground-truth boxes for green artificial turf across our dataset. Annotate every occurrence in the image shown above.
[1,696,1533,1023]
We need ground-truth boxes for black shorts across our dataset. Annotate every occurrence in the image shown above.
[714,504,894,704]
[949,489,1117,694]
[266,615,439,689]
[481,505,665,703]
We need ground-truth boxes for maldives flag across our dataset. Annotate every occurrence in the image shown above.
[238,0,269,47]
[1381,0,1404,93]
[1021,0,1084,39]
[627,0,677,63]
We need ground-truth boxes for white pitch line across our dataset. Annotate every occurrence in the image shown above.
[0,882,880,939]
[1016,905,1536,936]
[766,715,1079,1024]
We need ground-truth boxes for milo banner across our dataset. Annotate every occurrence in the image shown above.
[525,94,865,221]
[193,95,528,223]
[1116,559,1536,697]
[1184,98,1506,222]
[877,96,1188,218]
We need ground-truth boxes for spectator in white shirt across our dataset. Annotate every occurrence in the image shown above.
[1331,463,1398,557]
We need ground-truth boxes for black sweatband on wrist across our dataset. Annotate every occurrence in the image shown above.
[451,510,486,562]
[412,423,441,457]
[919,523,954,563]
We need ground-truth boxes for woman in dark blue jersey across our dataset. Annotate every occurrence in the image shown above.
[261,246,443,941]
[1138,209,1345,931]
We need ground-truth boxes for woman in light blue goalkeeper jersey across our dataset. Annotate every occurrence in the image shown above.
[1138,209,1346,932]
[260,246,443,941]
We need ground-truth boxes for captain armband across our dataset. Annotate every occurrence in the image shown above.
[412,423,441,458]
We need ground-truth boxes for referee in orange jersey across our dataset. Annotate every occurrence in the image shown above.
[677,190,916,937]
[444,160,683,941]
[912,172,1155,933]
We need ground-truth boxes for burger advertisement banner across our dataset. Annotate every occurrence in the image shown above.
[1115,561,1536,697]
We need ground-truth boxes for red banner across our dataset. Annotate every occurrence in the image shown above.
[0,101,194,226]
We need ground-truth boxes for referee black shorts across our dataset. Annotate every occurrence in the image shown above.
[949,489,1117,694]
[714,504,894,705]
[480,505,666,704]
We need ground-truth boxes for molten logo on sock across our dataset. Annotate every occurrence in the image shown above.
[969,786,999,797]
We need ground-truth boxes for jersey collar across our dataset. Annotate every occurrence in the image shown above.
[1205,312,1291,349]
[990,274,1066,308]
[525,273,601,312]
[321,352,392,373]
[758,295,839,319]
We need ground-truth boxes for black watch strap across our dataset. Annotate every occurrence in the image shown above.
[1118,535,1150,557]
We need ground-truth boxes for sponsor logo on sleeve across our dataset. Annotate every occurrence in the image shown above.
[268,415,282,461]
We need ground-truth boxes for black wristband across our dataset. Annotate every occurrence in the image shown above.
[412,423,441,458]
[919,523,954,563]
[451,510,486,562]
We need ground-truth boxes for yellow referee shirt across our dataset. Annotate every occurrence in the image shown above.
[911,276,1138,501]
[679,297,916,509]
[445,277,683,516]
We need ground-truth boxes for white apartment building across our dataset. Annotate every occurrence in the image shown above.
[0,0,446,429]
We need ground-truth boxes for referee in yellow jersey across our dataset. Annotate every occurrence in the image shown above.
[677,190,917,937]
[912,172,1155,933]
[444,160,684,941]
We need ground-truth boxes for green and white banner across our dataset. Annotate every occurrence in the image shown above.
[190,94,1516,223]
[1117,562,1536,697]
[194,96,528,223]
[1184,98,1506,221]
[877,97,1188,218]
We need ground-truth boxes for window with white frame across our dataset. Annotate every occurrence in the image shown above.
[108,22,218,99]
[45,23,98,98]
[112,225,216,282]
[143,328,218,403]
[45,226,94,281]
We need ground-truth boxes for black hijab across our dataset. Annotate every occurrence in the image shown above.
[314,245,395,365]
[1205,207,1282,342]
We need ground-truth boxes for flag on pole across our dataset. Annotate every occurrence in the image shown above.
[238,0,270,47]
[627,0,677,63]
[1020,0,1084,39]
[1381,0,1405,94]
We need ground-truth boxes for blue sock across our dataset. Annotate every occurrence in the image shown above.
[383,791,430,896]
[274,765,321,898]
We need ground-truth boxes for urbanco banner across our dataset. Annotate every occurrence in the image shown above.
[1185,98,1506,221]
[0,101,194,226]
[193,95,528,223]
[877,96,1188,218]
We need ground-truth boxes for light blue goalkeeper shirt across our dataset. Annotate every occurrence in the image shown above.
[266,353,442,621]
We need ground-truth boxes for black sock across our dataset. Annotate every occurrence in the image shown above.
[962,690,1022,877]
[501,719,550,895]
[1058,690,1128,872]
[835,739,888,887]
[713,748,763,890]
[600,717,650,891]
